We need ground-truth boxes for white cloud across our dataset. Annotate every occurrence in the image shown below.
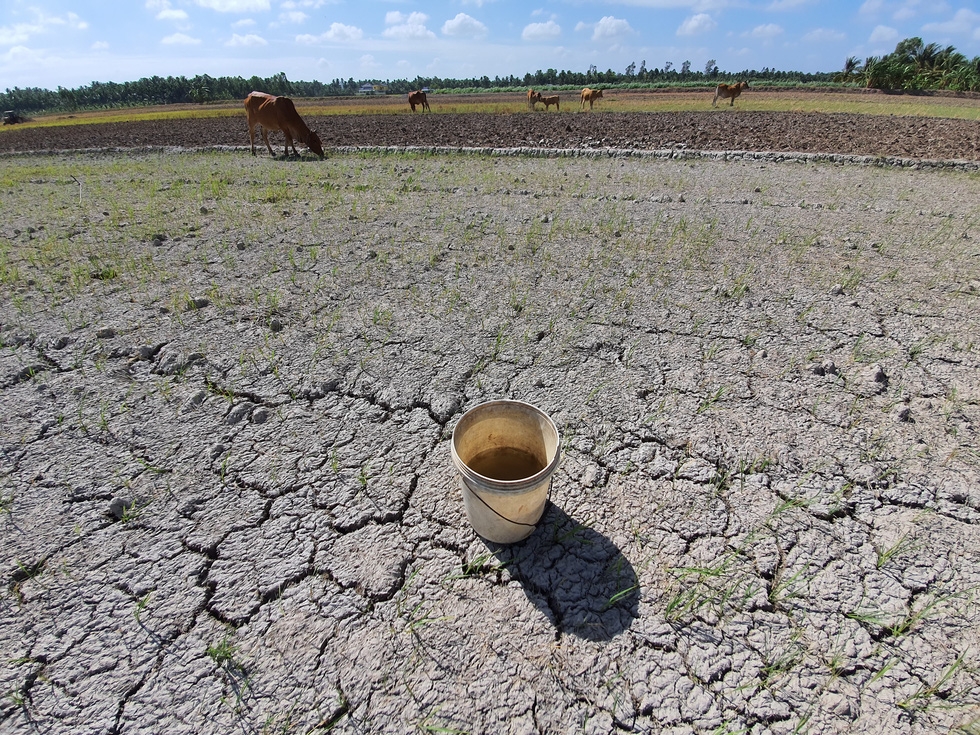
[383,11,436,40]
[677,13,716,36]
[193,0,270,12]
[1,44,38,64]
[327,22,364,42]
[148,0,188,21]
[461,0,494,6]
[360,54,381,70]
[232,18,256,28]
[442,13,488,38]
[91,41,109,50]
[868,24,898,44]
[296,22,364,43]
[746,23,784,39]
[279,11,308,24]
[522,20,561,41]
[157,8,189,21]
[858,0,884,14]
[922,8,980,35]
[768,0,808,9]
[802,28,846,43]
[592,16,633,40]
[225,33,267,46]
[0,9,88,47]
[0,23,34,46]
[162,32,202,44]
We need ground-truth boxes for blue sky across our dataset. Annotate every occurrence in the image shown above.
[2,1,979,91]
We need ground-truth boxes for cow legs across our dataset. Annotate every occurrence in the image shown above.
[248,123,258,155]
[260,127,275,157]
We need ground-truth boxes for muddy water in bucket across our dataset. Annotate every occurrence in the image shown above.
[451,400,561,544]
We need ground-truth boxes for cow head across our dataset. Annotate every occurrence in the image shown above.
[308,130,325,158]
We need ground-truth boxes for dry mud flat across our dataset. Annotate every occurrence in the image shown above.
[1,148,980,734]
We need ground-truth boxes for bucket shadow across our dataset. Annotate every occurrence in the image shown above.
[484,503,639,641]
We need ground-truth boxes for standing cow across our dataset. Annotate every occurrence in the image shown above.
[244,91,324,158]
[712,81,749,107]
[527,89,542,110]
[580,88,603,110]
[408,90,431,112]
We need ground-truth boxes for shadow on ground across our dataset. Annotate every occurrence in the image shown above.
[486,503,639,641]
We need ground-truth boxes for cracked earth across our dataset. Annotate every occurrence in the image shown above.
[1,139,979,734]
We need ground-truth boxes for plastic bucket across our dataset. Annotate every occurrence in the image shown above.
[451,400,561,544]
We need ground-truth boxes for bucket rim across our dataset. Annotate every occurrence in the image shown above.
[450,399,561,493]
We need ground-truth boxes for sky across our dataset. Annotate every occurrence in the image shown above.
[2,0,980,91]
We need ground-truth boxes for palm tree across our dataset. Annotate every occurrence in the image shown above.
[862,56,881,88]
[837,56,861,83]
[934,46,968,88]
[947,55,980,92]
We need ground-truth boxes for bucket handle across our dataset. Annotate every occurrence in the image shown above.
[463,480,552,530]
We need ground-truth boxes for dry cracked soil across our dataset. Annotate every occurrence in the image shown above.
[1,107,980,734]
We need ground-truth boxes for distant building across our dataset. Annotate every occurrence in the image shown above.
[357,84,387,95]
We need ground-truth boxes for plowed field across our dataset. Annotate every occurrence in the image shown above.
[3,90,979,161]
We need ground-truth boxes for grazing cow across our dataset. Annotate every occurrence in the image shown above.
[540,95,560,111]
[244,92,324,158]
[712,81,749,107]
[408,90,431,112]
[580,88,603,110]
[527,89,542,110]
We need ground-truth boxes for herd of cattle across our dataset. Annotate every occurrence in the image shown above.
[243,81,749,158]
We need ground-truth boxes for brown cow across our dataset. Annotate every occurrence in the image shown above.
[540,94,560,111]
[244,91,324,158]
[408,90,431,112]
[712,81,749,107]
[527,89,542,110]
[580,88,603,110]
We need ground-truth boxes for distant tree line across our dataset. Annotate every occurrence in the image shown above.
[3,37,975,115]
[0,64,833,115]
[839,37,980,92]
